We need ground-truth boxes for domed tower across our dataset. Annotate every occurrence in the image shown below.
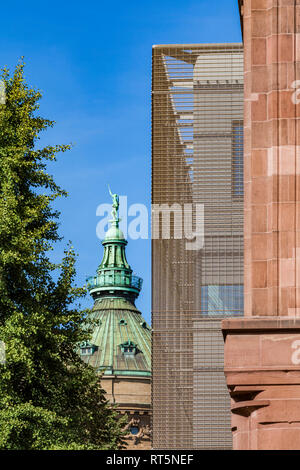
[81,191,151,449]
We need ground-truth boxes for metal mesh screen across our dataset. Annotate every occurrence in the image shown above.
[151,44,244,449]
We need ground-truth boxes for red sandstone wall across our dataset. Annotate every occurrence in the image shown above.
[222,1,300,450]
[243,0,300,317]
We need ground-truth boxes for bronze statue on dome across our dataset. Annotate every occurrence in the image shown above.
[108,185,119,221]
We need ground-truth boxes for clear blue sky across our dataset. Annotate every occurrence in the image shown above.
[1,0,242,324]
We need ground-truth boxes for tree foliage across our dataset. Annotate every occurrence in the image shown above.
[0,61,126,450]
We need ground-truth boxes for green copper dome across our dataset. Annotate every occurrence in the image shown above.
[82,189,151,377]
[80,298,151,376]
[104,223,125,241]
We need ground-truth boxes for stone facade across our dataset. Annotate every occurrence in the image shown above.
[120,413,151,450]
[223,317,300,449]
[223,0,300,450]
[101,375,151,450]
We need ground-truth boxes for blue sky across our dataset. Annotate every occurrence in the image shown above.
[1,0,242,324]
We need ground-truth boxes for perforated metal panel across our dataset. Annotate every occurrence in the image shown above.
[151,44,244,449]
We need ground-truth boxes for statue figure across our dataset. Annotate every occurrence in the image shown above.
[108,185,119,221]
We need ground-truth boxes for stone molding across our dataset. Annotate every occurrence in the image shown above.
[223,317,300,449]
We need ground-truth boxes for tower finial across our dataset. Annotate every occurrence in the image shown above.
[108,184,119,224]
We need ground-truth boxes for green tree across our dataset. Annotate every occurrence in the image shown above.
[0,61,126,450]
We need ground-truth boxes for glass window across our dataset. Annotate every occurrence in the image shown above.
[201,285,244,317]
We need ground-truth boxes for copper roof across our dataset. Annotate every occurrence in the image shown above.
[80,297,151,377]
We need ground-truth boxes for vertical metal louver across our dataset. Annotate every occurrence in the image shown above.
[151,44,244,450]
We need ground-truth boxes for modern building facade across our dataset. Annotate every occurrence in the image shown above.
[82,195,151,449]
[152,44,244,449]
[223,0,300,450]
